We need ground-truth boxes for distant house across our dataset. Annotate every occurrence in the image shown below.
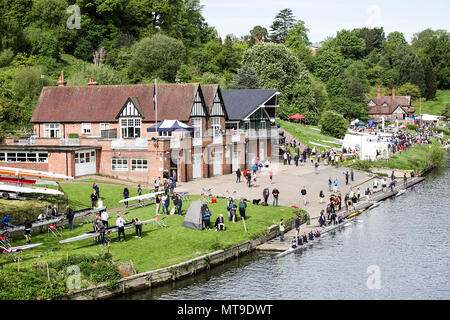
[367,88,415,121]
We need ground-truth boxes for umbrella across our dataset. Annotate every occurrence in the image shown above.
[146,120,194,132]
[289,113,306,120]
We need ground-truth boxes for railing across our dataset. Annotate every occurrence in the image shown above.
[111,138,148,150]
[59,138,80,146]
[18,138,37,145]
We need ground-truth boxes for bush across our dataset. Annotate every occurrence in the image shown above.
[319,110,348,138]
[407,124,419,131]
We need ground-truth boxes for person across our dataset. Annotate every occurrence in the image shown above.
[154,177,161,192]
[356,188,361,202]
[262,187,270,205]
[132,218,142,239]
[391,171,395,181]
[314,230,321,238]
[279,218,285,242]
[123,188,129,208]
[403,172,407,187]
[283,152,287,165]
[51,205,58,217]
[176,193,183,216]
[66,205,74,230]
[137,184,143,205]
[116,214,126,242]
[101,210,109,229]
[297,235,303,246]
[318,210,326,227]
[304,212,310,225]
[172,170,177,188]
[372,179,379,192]
[45,205,51,219]
[203,207,212,230]
[92,215,99,244]
[295,215,301,238]
[252,163,258,174]
[2,214,11,229]
[236,168,241,183]
[90,190,98,208]
[300,187,307,206]
[269,169,273,184]
[37,212,45,233]
[239,199,247,221]
[381,178,387,192]
[302,233,308,244]
[272,188,279,206]
[328,178,332,192]
[389,180,396,192]
[95,196,103,209]
[308,231,314,241]
[333,178,339,193]
[170,180,175,194]
[319,190,325,204]
[172,193,179,215]
[350,169,354,182]
[24,217,32,244]
[93,183,100,198]
[365,187,371,202]
[345,171,349,185]
[214,214,225,231]
[314,161,319,173]
[229,200,237,223]
[96,216,106,246]
[161,193,168,214]
[291,236,297,249]
[155,194,161,215]
[247,170,252,188]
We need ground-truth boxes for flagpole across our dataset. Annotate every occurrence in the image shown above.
[155,78,158,159]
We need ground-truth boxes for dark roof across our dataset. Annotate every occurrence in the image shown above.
[0,145,101,152]
[221,89,278,121]
[31,83,200,123]
[367,96,411,115]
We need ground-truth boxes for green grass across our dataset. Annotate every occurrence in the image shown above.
[1,196,296,275]
[411,90,450,115]
[59,183,148,210]
[277,120,342,150]
[75,179,127,186]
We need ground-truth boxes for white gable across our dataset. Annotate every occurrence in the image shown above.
[393,106,405,114]
[368,100,376,107]
[119,100,142,118]
[211,93,225,116]
[190,91,206,117]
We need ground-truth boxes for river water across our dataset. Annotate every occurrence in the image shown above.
[121,157,450,300]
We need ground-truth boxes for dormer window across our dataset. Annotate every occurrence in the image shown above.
[121,118,141,138]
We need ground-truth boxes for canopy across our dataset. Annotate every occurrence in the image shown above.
[146,120,194,132]
[182,200,207,230]
[289,113,306,120]
[355,120,366,126]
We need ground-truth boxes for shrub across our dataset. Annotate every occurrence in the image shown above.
[319,110,348,138]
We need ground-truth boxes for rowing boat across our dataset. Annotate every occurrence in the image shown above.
[278,233,327,258]
[395,189,407,197]
[59,217,163,244]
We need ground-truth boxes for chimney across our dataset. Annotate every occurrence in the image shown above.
[88,77,98,86]
[57,71,66,87]
[392,87,396,98]
[377,87,381,99]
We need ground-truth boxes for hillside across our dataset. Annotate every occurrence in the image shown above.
[411,90,450,115]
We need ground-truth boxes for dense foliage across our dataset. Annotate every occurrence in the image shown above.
[0,3,448,131]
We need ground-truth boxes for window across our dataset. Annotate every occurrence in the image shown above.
[192,118,202,146]
[75,151,95,164]
[44,123,60,138]
[131,159,148,171]
[111,158,128,171]
[100,123,110,131]
[82,123,91,134]
[0,151,48,163]
[121,118,141,138]
[158,131,172,137]
[212,117,221,136]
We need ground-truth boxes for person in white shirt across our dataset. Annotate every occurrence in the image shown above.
[101,210,109,228]
[116,214,126,242]
[97,197,104,209]
[37,213,45,233]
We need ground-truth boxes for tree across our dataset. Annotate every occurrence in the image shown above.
[248,25,268,46]
[285,20,309,48]
[397,51,426,95]
[269,8,296,43]
[396,83,422,100]
[319,110,348,138]
[313,45,344,83]
[230,65,260,89]
[335,29,366,60]
[356,27,385,56]
[344,60,370,102]
[383,31,407,67]
[129,34,186,82]
[421,57,437,100]
[328,96,368,120]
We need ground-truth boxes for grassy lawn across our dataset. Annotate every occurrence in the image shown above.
[411,90,450,115]
[277,120,342,150]
[1,196,296,274]
[59,183,149,210]
[75,178,127,186]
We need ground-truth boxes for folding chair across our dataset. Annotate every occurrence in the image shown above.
[153,216,167,228]
[47,224,63,238]
[179,192,190,202]
[118,211,130,222]
[0,233,12,248]
[201,188,212,203]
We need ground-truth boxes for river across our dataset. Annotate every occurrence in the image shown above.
[119,156,450,300]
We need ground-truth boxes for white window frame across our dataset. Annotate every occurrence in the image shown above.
[158,131,172,137]
[111,158,128,171]
[120,118,141,139]
[0,151,48,163]
[192,117,202,146]
[131,159,148,172]
[82,123,92,134]
[100,123,110,131]
[44,123,61,138]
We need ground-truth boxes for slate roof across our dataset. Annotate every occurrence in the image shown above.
[221,89,278,121]
[31,83,201,123]
[367,96,412,115]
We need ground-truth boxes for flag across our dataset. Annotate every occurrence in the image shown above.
[153,83,156,109]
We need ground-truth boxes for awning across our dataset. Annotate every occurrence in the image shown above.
[146,120,194,132]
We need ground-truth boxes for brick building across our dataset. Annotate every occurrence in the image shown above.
[0,75,279,184]
[367,87,415,121]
